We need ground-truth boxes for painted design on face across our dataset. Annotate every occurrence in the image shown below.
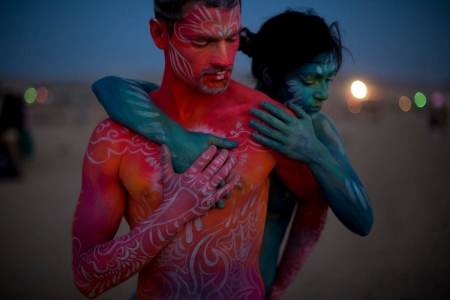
[315,53,336,76]
[280,52,337,118]
[167,4,241,94]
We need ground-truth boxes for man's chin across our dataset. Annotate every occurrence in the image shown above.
[197,80,229,95]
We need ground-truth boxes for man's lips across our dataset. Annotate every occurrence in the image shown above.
[203,70,229,81]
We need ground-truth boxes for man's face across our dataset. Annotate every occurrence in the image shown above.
[167,4,242,94]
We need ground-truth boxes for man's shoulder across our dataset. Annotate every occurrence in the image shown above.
[227,80,287,110]
[87,118,159,159]
[90,118,134,140]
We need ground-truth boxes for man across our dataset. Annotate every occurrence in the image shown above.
[72,1,325,298]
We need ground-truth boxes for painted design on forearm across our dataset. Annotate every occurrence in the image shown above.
[269,194,328,299]
[322,119,370,209]
[322,118,345,156]
[345,178,370,209]
[121,79,167,143]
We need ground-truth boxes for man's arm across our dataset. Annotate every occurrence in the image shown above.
[72,123,240,298]
[92,76,238,173]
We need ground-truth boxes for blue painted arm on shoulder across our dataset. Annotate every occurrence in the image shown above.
[92,76,167,144]
[92,76,239,180]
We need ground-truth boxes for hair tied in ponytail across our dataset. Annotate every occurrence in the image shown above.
[239,28,257,58]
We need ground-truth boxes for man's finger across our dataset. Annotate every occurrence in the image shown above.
[208,134,239,149]
[185,145,218,177]
[161,145,175,183]
[202,149,230,184]
[209,155,237,188]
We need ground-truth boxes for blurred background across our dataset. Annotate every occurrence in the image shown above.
[1,0,449,299]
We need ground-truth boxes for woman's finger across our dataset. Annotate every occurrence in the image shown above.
[250,108,287,132]
[260,101,294,123]
[250,120,286,143]
[287,101,309,119]
[251,132,285,153]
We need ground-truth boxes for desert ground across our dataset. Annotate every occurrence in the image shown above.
[1,99,449,299]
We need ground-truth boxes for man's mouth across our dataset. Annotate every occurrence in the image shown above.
[201,67,233,81]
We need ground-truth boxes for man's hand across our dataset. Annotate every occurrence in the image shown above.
[161,145,241,221]
[249,101,323,165]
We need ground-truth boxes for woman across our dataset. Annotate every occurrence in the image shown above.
[93,9,373,299]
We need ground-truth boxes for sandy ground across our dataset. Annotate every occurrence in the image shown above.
[1,105,449,299]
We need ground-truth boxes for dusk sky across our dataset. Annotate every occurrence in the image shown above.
[1,0,449,85]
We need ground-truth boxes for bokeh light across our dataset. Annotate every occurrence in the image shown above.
[45,89,54,105]
[399,96,412,112]
[431,91,445,108]
[24,87,36,104]
[414,92,427,108]
[347,98,362,114]
[351,81,367,99]
[36,87,48,104]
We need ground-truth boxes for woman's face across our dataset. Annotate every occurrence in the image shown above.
[275,52,337,119]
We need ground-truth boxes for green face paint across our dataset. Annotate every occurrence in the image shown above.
[276,52,337,119]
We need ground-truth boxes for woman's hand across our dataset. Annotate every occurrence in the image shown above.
[249,101,323,165]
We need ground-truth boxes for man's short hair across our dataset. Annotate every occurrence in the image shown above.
[154,0,241,33]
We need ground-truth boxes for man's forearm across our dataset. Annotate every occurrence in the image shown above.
[72,201,188,299]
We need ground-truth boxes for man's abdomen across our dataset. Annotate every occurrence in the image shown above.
[136,180,270,300]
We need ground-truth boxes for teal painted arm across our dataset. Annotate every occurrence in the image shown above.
[250,101,373,236]
[92,76,238,175]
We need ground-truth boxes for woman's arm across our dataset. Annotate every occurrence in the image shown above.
[92,76,238,173]
[250,101,373,236]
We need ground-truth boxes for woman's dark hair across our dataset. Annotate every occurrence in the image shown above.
[239,9,343,82]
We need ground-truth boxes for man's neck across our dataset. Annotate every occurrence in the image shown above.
[150,67,227,125]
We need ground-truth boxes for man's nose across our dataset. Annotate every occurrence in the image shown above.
[211,41,231,68]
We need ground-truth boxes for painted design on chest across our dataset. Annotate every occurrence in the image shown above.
[143,186,266,299]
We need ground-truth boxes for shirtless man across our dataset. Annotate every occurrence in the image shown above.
[72,1,327,299]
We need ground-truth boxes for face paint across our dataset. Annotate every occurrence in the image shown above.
[168,4,242,94]
[277,52,337,119]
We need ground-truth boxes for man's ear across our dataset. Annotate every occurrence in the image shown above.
[261,64,275,87]
[150,18,168,49]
